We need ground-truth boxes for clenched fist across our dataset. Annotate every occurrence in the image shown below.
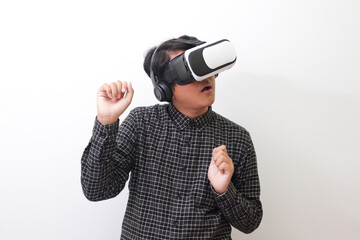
[97,81,134,125]
[208,145,234,194]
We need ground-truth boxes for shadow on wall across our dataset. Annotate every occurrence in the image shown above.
[215,73,360,239]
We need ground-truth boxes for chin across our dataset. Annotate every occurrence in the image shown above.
[201,96,215,107]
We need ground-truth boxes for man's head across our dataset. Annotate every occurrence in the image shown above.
[144,35,216,116]
[143,35,200,88]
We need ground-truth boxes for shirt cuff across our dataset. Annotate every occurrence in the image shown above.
[92,116,120,144]
[212,181,238,211]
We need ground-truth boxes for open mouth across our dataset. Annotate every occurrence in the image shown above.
[201,86,212,92]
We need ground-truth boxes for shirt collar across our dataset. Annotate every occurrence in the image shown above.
[167,103,213,131]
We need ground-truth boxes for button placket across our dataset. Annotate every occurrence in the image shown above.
[184,136,191,146]
[189,120,196,128]
[181,130,191,176]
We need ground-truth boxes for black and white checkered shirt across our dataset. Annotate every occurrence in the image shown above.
[81,103,262,239]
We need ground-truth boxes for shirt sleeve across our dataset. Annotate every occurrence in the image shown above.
[81,110,137,201]
[212,137,263,234]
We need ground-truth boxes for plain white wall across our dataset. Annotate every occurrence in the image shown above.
[1,0,359,239]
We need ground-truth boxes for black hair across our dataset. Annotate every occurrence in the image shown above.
[143,35,200,89]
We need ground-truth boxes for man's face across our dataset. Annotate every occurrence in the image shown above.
[168,50,216,112]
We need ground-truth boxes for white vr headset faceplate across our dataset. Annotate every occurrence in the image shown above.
[184,39,237,81]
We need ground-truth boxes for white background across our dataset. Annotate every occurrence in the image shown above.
[1,0,359,239]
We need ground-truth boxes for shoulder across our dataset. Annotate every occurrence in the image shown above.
[130,104,167,116]
[129,104,170,122]
[212,111,249,135]
[211,111,253,147]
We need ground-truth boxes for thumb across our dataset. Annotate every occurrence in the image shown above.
[124,82,134,102]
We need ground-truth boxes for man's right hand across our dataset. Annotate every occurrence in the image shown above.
[96,81,134,125]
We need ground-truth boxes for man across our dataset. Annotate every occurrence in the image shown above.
[81,35,262,239]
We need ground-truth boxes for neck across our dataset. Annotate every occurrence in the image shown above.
[172,102,209,119]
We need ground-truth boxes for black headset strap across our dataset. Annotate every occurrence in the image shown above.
[172,38,205,46]
[149,38,205,84]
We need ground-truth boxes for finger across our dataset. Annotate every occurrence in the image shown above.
[213,145,227,155]
[110,82,118,99]
[101,83,112,98]
[115,80,123,99]
[218,162,232,173]
[215,153,233,167]
[214,155,227,167]
[213,151,228,163]
[121,81,128,97]
[218,145,227,154]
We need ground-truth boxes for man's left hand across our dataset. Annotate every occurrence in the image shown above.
[207,145,234,194]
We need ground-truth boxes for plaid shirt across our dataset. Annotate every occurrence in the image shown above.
[81,104,262,239]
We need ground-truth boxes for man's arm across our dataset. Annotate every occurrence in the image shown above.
[81,81,135,201]
[208,140,263,233]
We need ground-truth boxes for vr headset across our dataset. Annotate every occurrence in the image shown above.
[150,39,237,102]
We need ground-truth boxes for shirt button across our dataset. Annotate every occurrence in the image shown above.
[189,120,196,127]
[99,131,107,137]
[177,193,182,199]
[181,166,187,171]
[173,220,179,227]
[184,136,191,145]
